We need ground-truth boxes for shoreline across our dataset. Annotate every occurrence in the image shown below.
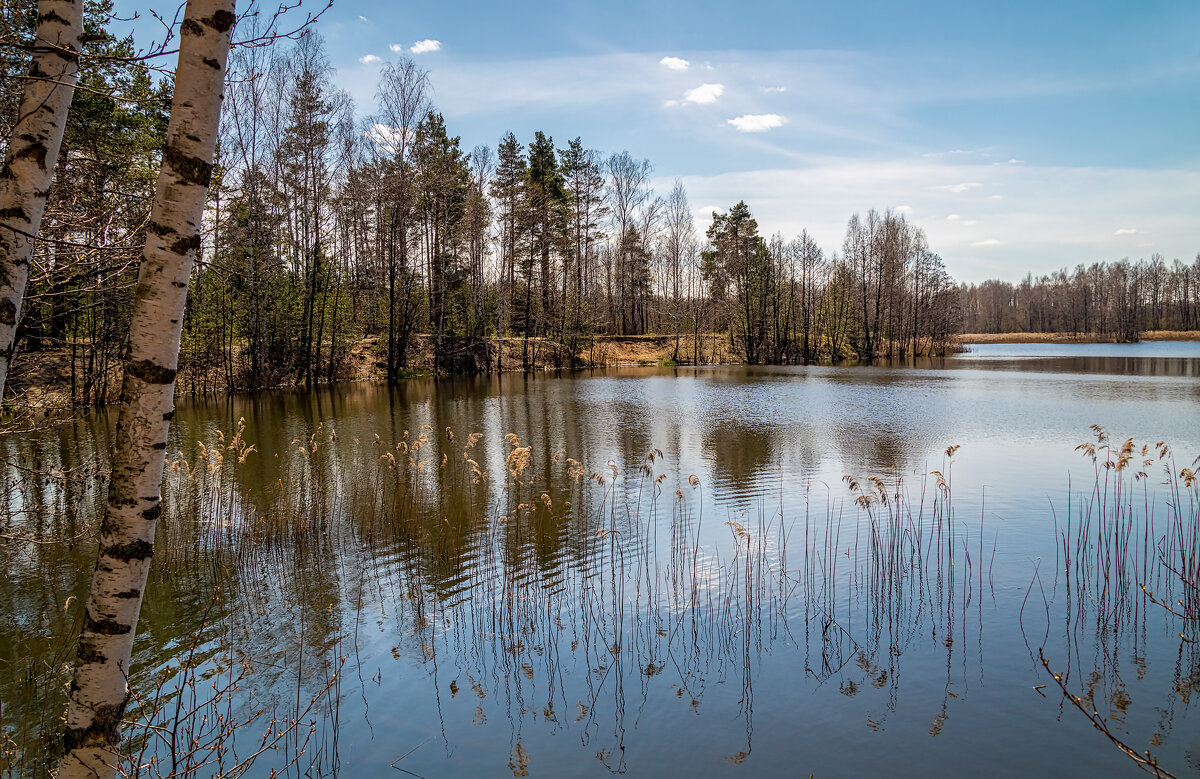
[7,330,1198,421]
[959,330,1200,344]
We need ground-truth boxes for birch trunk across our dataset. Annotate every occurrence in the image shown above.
[0,0,82,398]
[59,2,236,775]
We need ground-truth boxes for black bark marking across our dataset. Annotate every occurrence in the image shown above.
[112,589,141,600]
[151,441,166,450]
[85,614,132,635]
[63,699,128,752]
[181,18,204,36]
[141,503,161,521]
[162,410,175,421]
[36,10,69,26]
[168,234,201,256]
[147,220,175,237]
[163,145,213,187]
[126,358,177,385]
[103,538,154,562]
[11,142,48,168]
[0,206,29,222]
[107,494,138,509]
[76,640,108,664]
[208,10,236,33]
[0,298,16,326]
[202,57,220,70]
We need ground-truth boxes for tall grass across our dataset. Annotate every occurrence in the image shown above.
[4,421,987,775]
[1038,425,1200,778]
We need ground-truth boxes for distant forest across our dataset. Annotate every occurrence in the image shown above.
[3,7,1197,406]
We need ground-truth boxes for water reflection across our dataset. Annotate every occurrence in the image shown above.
[3,346,1200,776]
[957,341,1200,378]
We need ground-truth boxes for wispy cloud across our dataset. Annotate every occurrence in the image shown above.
[923,148,992,159]
[937,182,982,193]
[946,213,962,221]
[411,39,441,54]
[1113,227,1141,236]
[359,54,381,65]
[660,56,689,71]
[727,113,787,133]
[680,158,1200,282]
[684,83,724,104]
[761,85,787,93]
[389,44,404,54]
[357,15,368,22]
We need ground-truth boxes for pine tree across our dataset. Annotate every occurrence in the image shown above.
[525,131,566,361]
[490,132,526,370]
[559,138,606,355]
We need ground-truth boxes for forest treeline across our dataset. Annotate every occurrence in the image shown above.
[3,9,1198,407]
[960,257,1200,341]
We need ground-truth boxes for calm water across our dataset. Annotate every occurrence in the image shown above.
[3,343,1200,776]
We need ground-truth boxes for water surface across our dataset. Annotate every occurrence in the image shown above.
[3,343,1200,776]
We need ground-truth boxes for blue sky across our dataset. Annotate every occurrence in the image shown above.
[118,1,1200,283]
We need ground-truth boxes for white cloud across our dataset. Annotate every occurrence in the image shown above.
[762,85,787,93]
[358,15,368,21]
[365,123,414,154]
[1113,227,1141,236]
[680,158,1200,283]
[389,44,404,53]
[727,113,787,132]
[924,148,990,159]
[660,56,689,71]
[411,39,441,54]
[946,213,962,221]
[971,239,1002,247]
[937,182,982,193]
[895,205,913,214]
[359,54,381,64]
[684,83,724,104]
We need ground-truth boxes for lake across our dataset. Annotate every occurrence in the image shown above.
[3,342,1199,776]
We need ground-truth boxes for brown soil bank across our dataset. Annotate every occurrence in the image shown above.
[360,333,738,374]
[4,333,739,413]
[959,330,1200,344]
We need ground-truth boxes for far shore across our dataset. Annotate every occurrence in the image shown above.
[959,330,1200,344]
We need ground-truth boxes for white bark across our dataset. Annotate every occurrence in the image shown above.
[0,0,82,398]
[59,2,236,775]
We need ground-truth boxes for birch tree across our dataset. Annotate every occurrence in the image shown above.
[0,0,82,398]
[59,1,235,774]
